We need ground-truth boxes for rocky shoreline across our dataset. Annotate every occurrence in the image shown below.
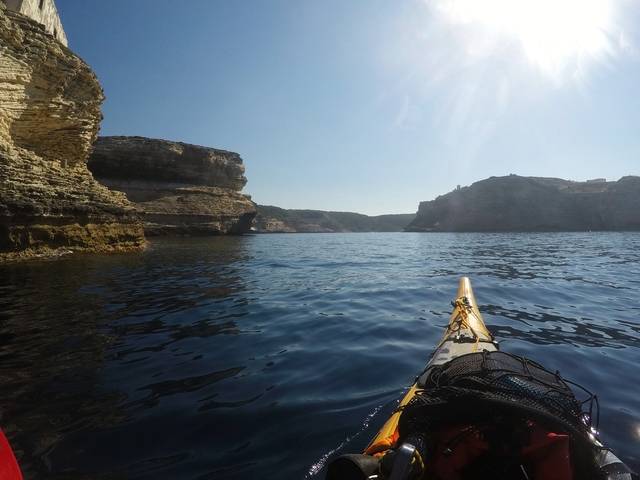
[0,6,257,261]
[3,4,640,263]
[0,6,144,260]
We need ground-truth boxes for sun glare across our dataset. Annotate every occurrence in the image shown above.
[434,0,615,77]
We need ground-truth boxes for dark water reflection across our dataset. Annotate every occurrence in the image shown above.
[0,233,639,478]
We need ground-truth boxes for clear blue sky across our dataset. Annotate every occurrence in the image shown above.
[57,0,640,215]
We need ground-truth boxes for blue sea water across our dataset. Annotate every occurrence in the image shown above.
[0,232,639,479]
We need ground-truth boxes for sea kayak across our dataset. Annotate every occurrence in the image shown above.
[326,277,637,480]
[0,429,22,480]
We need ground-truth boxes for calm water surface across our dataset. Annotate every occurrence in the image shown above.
[0,233,639,478]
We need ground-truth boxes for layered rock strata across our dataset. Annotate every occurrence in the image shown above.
[88,136,257,235]
[406,175,640,232]
[0,6,144,260]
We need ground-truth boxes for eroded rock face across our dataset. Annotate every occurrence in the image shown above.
[0,6,145,259]
[89,137,256,235]
[406,175,640,232]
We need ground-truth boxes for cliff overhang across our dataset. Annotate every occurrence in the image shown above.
[88,136,257,236]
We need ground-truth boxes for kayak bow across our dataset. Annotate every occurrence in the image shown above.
[365,277,497,456]
[326,277,638,480]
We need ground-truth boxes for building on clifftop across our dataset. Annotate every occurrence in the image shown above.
[1,0,67,45]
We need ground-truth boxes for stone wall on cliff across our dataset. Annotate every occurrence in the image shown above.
[3,0,67,46]
[406,175,640,232]
[88,136,257,235]
[0,6,145,259]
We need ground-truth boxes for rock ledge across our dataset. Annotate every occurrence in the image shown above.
[89,136,256,235]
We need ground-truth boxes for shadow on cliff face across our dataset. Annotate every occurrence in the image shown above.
[0,260,125,478]
[0,236,251,478]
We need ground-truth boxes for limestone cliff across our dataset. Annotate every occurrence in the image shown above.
[406,175,640,232]
[88,136,257,235]
[0,6,144,260]
[255,205,415,233]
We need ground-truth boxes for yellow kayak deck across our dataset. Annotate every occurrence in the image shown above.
[365,277,497,455]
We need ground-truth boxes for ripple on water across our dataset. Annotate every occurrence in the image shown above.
[0,233,638,478]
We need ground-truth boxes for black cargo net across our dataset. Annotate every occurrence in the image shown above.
[398,351,602,478]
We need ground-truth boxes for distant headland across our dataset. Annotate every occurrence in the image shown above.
[406,175,640,232]
[254,206,415,233]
